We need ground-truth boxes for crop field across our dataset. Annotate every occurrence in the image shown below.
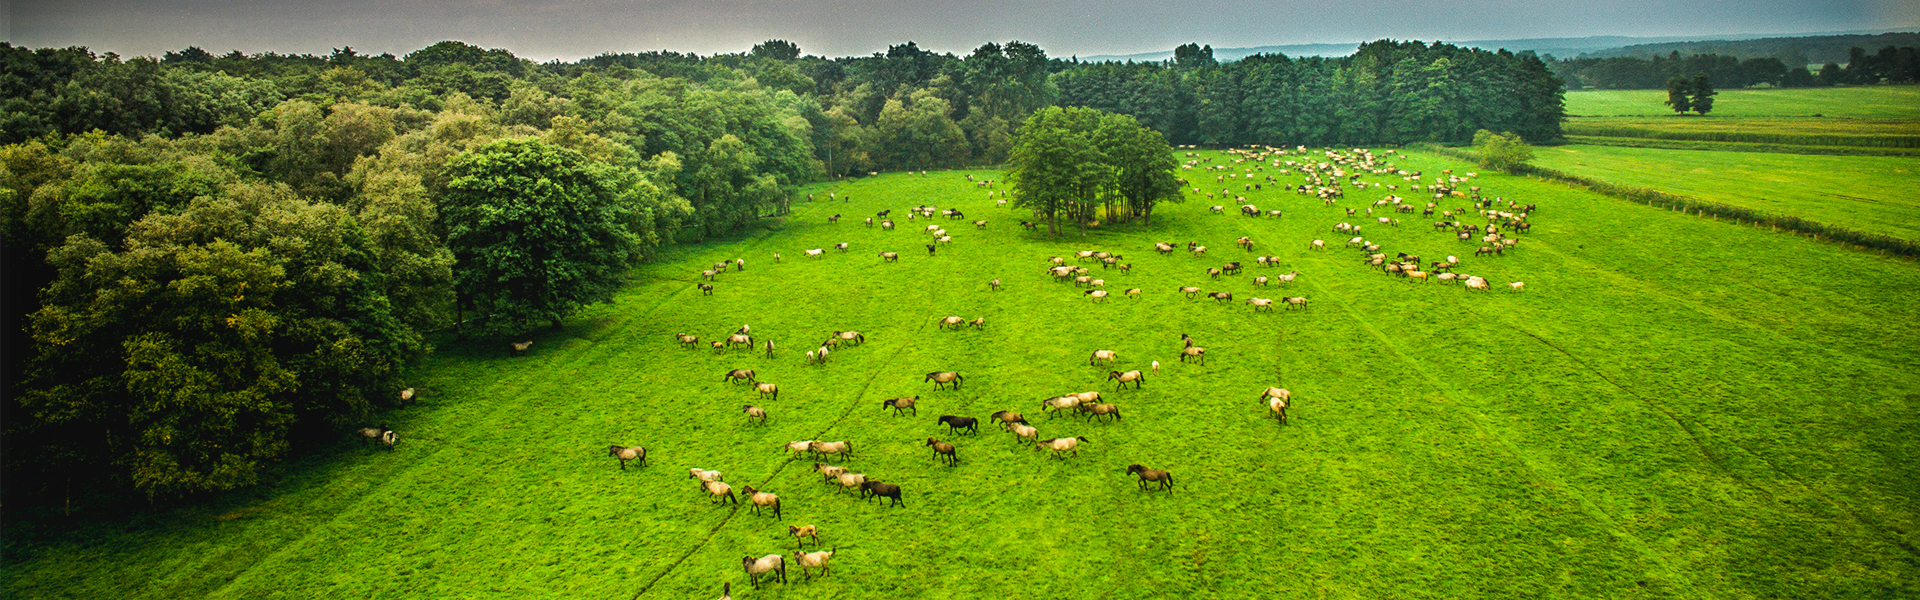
[1531,145,1920,242]
[1564,87,1920,119]
[5,149,1919,600]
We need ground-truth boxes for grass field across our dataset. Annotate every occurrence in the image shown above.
[1564,87,1920,118]
[5,149,1919,599]
[1561,117,1920,148]
[1560,135,1920,157]
[1562,87,1920,150]
[1531,145,1920,242]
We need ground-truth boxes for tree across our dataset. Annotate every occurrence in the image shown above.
[1689,72,1716,115]
[751,40,801,61]
[1819,62,1845,85]
[1097,112,1181,224]
[1173,43,1217,69]
[440,138,644,334]
[872,88,968,170]
[1664,76,1693,114]
[1007,107,1178,233]
[1781,66,1826,88]
[19,182,423,499]
[1473,129,1535,172]
[1006,107,1108,236]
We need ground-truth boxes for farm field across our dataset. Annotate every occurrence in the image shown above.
[1564,87,1920,118]
[4,149,1919,600]
[1560,117,1920,148]
[1561,87,1920,150]
[1558,135,1920,157]
[1531,145,1920,242]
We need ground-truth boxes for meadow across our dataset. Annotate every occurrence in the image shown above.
[1563,87,1920,118]
[5,149,1918,600]
[1560,118,1920,148]
[1530,145,1920,242]
[1561,87,1920,150]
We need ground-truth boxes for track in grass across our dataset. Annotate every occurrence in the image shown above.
[5,150,1918,600]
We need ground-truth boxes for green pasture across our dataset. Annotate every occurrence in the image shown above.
[5,150,1918,599]
[1559,135,1920,157]
[1531,145,1920,242]
[1564,86,1920,118]
[1561,117,1920,148]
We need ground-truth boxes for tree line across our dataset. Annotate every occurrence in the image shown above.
[0,37,1565,504]
[1548,45,1919,90]
[1053,41,1566,148]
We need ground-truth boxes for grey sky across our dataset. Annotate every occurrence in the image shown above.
[7,0,1916,61]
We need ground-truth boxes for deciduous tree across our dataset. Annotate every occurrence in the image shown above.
[1472,129,1534,171]
[440,138,643,333]
[20,182,422,499]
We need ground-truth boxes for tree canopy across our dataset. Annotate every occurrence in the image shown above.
[20,182,422,499]
[441,138,650,333]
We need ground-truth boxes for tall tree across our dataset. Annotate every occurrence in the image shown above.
[440,138,643,334]
[1006,106,1108,236]
[872,88,969,170]
[1007,107,1177,233]
[1098,112,1181,224]
[1664,76,1694,114]
[1689,72,1716,115]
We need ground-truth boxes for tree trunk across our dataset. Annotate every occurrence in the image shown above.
[454,299,467,341]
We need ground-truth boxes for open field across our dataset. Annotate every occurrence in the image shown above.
[5,149,1919,599]
[1531,145,1920,242]
[1559,135,1920,157]
[1561,117,1920,148]
[1562,87,1920,150]
[1564,87,1920,119]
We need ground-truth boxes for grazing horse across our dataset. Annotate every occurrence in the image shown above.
[925,371,963,390]
[1126,464,1174,492]
[742,554,787,587]
[608,445,647,469]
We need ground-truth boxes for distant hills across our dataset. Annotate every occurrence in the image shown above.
[1583,32,1920,64]
[1075,28,1920,63]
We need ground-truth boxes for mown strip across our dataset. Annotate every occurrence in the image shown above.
[1416,144,1920,258]
[1562,120,1920,148]
[1559,135,1920,157]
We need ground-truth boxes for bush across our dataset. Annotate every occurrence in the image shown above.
[1472,130,1534,172]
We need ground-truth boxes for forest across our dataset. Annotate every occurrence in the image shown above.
[1549,44,1920,90]
[0,37,1566,505]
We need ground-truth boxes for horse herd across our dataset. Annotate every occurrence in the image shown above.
[626,320,1293,589]
[361,150,1547,592]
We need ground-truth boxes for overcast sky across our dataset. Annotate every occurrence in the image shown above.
[6,0,1916,61]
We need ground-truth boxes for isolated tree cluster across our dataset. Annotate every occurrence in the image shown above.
[1006,107,1181,235]
[1665,73,1717,115]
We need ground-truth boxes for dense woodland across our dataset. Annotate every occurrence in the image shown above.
[0,38,1565,504]
[1550,44,1920,90]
